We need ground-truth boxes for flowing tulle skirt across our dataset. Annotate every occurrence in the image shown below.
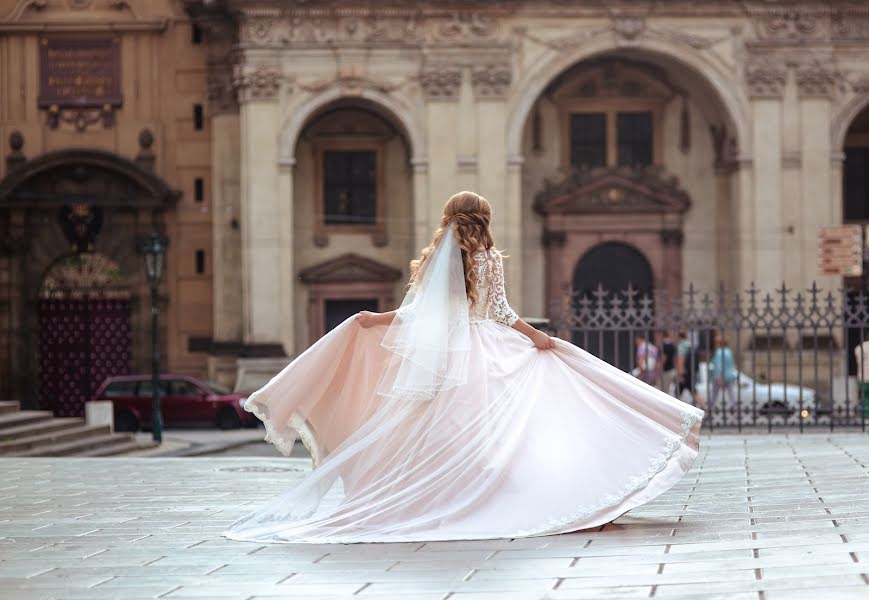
[223,318,704,544]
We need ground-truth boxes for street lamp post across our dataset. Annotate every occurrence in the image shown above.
[139,233,167,444]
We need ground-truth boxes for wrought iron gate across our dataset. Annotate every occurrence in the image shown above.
[38,295,131,417]
[549,283,869,431]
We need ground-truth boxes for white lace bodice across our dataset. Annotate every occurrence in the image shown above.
[470,248,519,326]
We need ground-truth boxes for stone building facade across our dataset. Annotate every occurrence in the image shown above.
[189,0,869,370]
[4,0,869,405]
[0,0,214,409]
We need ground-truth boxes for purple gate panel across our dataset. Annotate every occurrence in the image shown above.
[38,297,131,418]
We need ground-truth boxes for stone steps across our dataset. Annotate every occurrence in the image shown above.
[9,432,141,457]
[0,401,21,415]
[0,423,111,454]
[0,402,156,457]
[0,410,55,430]
[0,417,84,442]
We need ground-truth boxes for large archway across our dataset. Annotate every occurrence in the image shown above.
[289,99,415,349]
[514,45,745,322]
[839,101,869,376]
[0,147,178,408]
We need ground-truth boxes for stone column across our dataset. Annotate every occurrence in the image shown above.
[276,160,295,355]
[796,61,839,293]
[420,65,461,245]
[209,109,242,344]
[411,159,430,256]
[472,63,521,313]
[235,64,285,348]
[744,60,787,292]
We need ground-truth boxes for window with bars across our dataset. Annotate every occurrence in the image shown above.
[322,150,377,225]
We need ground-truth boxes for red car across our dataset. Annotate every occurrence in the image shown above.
[93,374,259,431]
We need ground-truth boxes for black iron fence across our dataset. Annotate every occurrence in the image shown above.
[544,283,869,432]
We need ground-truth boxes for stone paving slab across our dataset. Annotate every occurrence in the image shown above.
[1,433,869,599]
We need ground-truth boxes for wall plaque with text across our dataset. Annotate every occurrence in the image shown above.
[38,37,122,130]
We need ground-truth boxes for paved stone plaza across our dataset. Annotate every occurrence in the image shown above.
[2,434,869,600]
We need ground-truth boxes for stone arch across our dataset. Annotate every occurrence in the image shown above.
[832,94,869,154]
[0,148,179,207]
[0,148,177,410]
[506,36,750,163]
[573,241,655,295]
[277,84,426,167]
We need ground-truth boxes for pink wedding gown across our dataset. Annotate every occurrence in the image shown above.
[224,248,704,543]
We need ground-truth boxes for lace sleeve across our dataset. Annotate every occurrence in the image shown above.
[488,251,519,327]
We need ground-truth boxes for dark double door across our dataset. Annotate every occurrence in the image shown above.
[572,242,654,370]
[38,296,132,417]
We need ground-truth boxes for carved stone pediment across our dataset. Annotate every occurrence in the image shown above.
[3,0,169,32]
[533,166,691,216]
[0,148,179,208]
[299,253,402,284]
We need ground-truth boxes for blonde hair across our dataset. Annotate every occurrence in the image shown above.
[409,191,495,307]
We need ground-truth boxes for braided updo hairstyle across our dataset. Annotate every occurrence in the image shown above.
[409,191,496,307]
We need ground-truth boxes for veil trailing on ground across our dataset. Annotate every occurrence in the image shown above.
[376,223,470,402]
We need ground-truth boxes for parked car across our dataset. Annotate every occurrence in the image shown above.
[93,374,259,432]
[693,362,819,418]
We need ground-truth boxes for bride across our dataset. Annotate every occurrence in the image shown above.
[224,191,704,544]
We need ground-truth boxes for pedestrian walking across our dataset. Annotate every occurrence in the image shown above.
[635,333,659,386]
[677,330,706,409]
[658,330,678,396]
[709,333,738,414]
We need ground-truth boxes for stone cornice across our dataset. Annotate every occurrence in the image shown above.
[208,1,869,21]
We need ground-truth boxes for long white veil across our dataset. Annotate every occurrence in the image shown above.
[376,223,471,402]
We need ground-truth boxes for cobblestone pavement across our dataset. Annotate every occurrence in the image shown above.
[2,433,869,600]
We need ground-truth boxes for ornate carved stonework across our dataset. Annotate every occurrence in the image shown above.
[297,75,405,96]
[6,132,26,171]
[233,65,283,102]
[753,8,823,42]
[612,16,645,41]
[420,67,463,101]
[795,60,840,98]
[534,166,691,216]
[830,10,869,42]
[236,9,499,48]
[471,64,511,99]
[187,3,240,114]
[748,7,869,45]
[852,73,869,93]
[745,59,787,98]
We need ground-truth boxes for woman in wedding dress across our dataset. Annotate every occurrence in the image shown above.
[224,191,704,544]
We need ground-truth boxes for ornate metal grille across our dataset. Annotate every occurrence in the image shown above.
[547,283,869,431]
